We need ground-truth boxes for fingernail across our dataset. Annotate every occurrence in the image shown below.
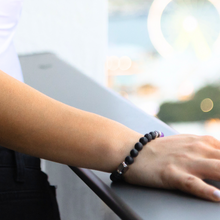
[213,190,220,200]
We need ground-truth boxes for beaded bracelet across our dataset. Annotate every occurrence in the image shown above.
[110,131,164,182]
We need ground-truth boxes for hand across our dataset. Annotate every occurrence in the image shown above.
[124,134,220,202]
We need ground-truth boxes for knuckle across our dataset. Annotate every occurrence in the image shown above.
[193,139,204,148]
[202,135,214,143]
[212,162,220,171]
[188,135,200,144]
[189,138,207,151]
[183,176,196,190]
[184,136,202,151]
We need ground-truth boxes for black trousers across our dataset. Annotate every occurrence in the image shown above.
[0,146,61,220]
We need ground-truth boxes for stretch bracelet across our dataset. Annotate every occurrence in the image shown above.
[110,131,164,182]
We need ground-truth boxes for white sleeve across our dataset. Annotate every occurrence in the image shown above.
[0,0,24,82]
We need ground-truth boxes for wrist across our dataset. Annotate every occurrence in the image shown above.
[106,128,142,173]
[110,131,164,182]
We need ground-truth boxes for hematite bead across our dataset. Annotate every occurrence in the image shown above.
[130,149,139,158]
[150,131,156,140]
[154,131,161,138]
[145,133,152,142]
[155,131,161,137]
[117,162,129,174]
[125,156,134,165]
[139,137,148,145]
[135,142,143,151]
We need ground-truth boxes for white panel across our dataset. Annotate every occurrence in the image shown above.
[14,0,108,85]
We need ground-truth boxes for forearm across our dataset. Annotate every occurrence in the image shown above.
[2,70,220,202]
[0,70,141,172]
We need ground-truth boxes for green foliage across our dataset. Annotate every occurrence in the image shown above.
[157,85,220,123]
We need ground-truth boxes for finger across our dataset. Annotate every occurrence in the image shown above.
[171,170,220,202]
[204,149,220,160]
[201,135,220,150]
[192,158,220,180]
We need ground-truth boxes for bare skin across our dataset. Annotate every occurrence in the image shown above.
[124,134,220,202]
[1,70,220,202]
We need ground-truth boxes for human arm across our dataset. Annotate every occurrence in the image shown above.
[0,70,141,172]
[1,70,220,202]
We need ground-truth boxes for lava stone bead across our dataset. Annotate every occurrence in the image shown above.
[139,137,148,145]
[130,149,139,158]
[145,133,152,142]
[125,156,134,165]
[135,142,143,151]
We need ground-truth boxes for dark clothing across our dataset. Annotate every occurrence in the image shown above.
[0,146,60,220]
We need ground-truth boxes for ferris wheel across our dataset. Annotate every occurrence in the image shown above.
[147,0,220,60]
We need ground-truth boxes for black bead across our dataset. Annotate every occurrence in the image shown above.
[130,149,139,158]
[139,137,148,145]
[150,131,156,139]
[110,171,123,182]
[125,156,134,165]
[145,133,152,142]
[135,142,143,151]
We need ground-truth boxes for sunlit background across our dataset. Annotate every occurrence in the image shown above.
[108,0,220,138]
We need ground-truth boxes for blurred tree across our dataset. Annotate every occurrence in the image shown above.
[158,85,220,122]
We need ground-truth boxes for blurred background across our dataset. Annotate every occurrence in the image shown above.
[108,0,220,138]
[14,0,220,137]
[14,0,108,85]
[12,1,220,219]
